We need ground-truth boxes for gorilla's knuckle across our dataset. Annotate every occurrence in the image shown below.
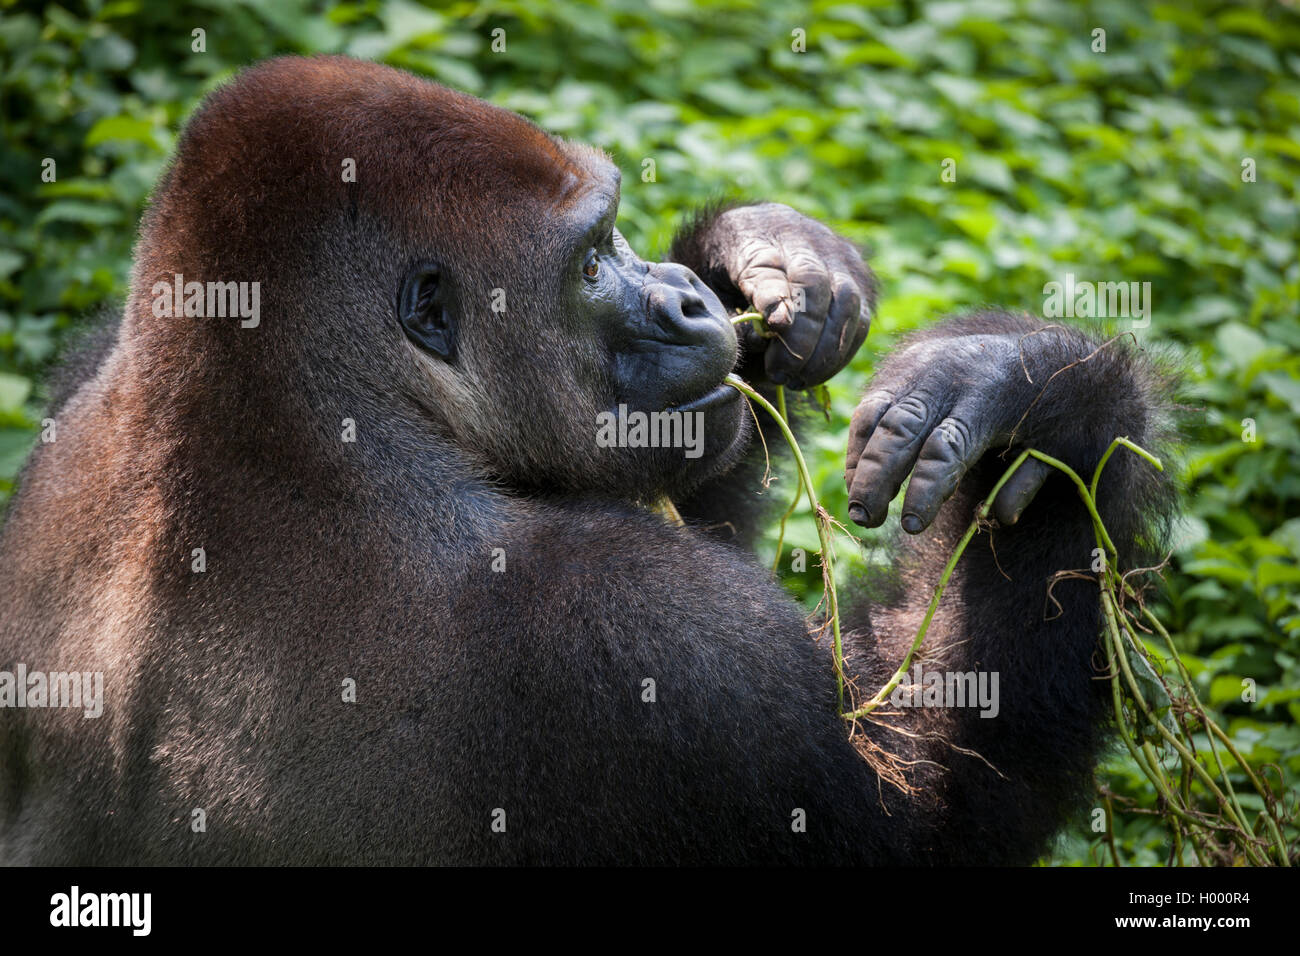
[831,278,862,323]
[851,392,892,429]
[860,442,897,473]
[737,265,783,293]
[930,416,972,459]
[882,394,932,434]
[831,270,859,297]
[737,238,781,270]
[785,251,832,289]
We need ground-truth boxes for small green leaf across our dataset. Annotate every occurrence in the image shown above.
[85,115,157,148]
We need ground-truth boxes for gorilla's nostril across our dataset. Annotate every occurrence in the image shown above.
[680,294,709,320]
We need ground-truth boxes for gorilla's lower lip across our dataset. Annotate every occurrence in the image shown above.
[668,383,739,413]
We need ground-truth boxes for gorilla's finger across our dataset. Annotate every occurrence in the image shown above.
[846,391,945,527]
[992,456,1053,525]
[782,251,834,320]
[765,326,820,385]
[736,265,795,329]
[791,273,862,387]
[845,390,893,488]
[899,415,990,533]
[846,317,868,364]
[762,254,833,385]
[764,309,825,385]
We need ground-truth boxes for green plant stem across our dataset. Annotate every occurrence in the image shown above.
[1135,602,1290,865]
[1116,600,1254,853]
[1103,794,1122,867]
[1104,627,1215,845]
[725,374,845,710]
[1026,449,1119,559]
[1104,589,1270,865]
[1090,435,1164,502]
[841,449,1033,721]
[1095,440,1290,865]
[770,386,802,576]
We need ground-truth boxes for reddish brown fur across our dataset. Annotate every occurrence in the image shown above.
[137,56,580,279]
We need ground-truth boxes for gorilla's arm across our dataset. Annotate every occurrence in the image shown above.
[667,202,875,546]
[835,310,1179,861]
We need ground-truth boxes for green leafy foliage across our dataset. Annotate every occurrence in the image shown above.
[1,0,1296,864]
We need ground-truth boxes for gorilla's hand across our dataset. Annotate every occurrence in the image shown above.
[676,202,875,389]
[844,327,1066,534]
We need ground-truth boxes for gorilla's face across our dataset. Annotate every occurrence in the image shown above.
[398,147,747,503]
[564,194,737,413]
[562,179,747,480]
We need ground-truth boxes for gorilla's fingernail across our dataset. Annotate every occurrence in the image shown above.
[765,305,792,329]
[901,513,923,534]
[848,502,867,524]
[770,371,788,386]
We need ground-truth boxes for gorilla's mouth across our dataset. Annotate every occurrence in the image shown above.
[667,382,739,414]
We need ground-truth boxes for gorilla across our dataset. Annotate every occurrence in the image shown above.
[0,56,1176,865]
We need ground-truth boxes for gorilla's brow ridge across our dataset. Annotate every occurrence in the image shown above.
[569,190,619,257]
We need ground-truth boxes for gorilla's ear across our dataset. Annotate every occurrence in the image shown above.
[398,261,456,361]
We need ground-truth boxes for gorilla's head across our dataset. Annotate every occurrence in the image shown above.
[131,56,746,504]
[393,147,748,502]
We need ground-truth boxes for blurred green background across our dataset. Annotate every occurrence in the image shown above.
[1,0,1297,864]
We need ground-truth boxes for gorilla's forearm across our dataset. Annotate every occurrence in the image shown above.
[839,312,1179,862]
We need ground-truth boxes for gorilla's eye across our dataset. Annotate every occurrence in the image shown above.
[582,250,600,281]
